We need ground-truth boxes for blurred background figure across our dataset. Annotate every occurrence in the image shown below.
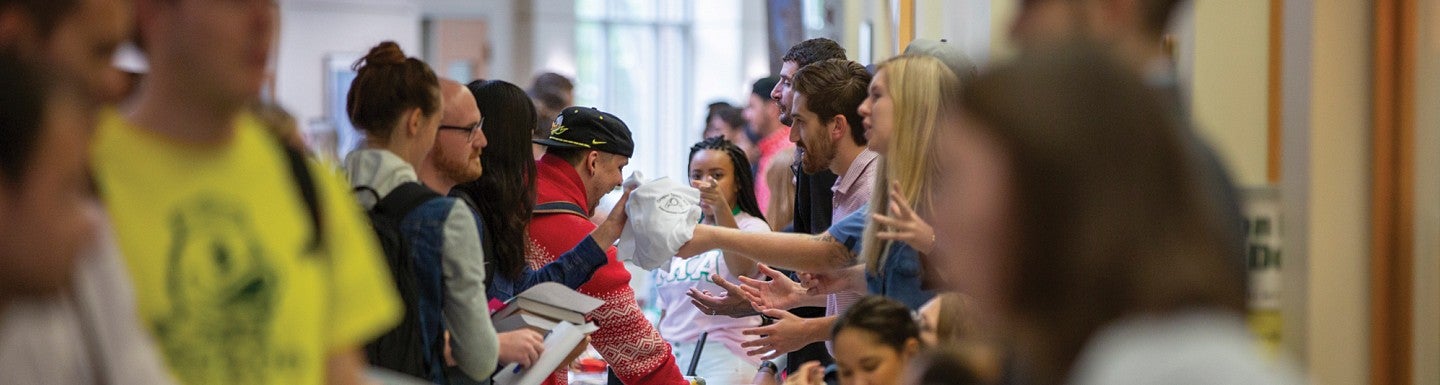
[930,44,1300,385]
[763,147,796,231]
[914,293,1004,384]
[703,101,759,167]
[252,101,305,151]
[742,76,788,216]
[0,0,174,383]
[0,54,174,385]
[0,0,130,103]
[528,72,574,159]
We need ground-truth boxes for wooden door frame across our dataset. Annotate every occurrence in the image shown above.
[1370,0,1418,383]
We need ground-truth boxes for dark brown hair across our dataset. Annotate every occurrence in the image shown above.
[529,72,574,110]
[792,58,870,145]
[346,41,440,139]
[958,43,1244,384]
[0,55,54,188]
[832,296,919,352]
[454,79,538,282]
[1140,0,1184,35]
[0,0,80,39]
[782,37,846,67]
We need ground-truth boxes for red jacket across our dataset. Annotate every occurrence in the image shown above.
[526,154,687,385]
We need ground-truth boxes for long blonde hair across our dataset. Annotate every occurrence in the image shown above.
[860,55,960,274]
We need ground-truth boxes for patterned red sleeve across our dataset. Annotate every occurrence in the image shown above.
[580,277,688,385]
[526,237,687,385]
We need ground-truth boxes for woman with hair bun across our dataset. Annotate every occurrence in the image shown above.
[341,41,500,383]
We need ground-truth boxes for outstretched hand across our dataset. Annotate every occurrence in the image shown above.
[740,309,824,361]
[737,264,809,311]
[784,361,826,385]
[871,181,935,254]
[799,265,865,296]
[686,274,761,318]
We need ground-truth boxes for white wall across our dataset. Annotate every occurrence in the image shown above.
[1412,1,1440,384]
[530,0,577,81]
[275,0,422,131]
[914,0,991,66]
[1190,0,1271,187]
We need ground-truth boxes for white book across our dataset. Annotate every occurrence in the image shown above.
[491,321,600,385]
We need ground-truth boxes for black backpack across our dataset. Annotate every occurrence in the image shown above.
[357,182,446,383]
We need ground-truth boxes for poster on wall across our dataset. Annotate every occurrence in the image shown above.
[323,53,363,162]
[1244,186,1283,355]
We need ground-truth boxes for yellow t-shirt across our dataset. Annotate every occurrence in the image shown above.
[92,111,401,385]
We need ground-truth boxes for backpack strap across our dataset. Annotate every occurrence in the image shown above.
[534,201,589,219]
[279,140,324,253]
[374,182,442,219]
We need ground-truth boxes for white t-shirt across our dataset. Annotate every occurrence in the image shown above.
[653,213,769,364]
[1068,309,1305,385]
[0,221,176,385]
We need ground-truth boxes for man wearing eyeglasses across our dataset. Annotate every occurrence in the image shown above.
[419,80,488,193]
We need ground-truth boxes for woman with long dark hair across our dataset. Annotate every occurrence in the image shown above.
[454,80,539,288]
[451,80,627,302]
[652,136,769,384]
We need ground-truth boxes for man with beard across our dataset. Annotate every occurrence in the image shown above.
[734,58,876,361]
[418,79,488,193]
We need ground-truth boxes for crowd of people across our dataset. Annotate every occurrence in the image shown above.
[0,0,1305,385]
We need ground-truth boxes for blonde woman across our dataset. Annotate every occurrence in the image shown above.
[674,55,958,357]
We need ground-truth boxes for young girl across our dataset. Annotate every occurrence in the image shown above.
[785,296,920,385]
[653,136,770,384]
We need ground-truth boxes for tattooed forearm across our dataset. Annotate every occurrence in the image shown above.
[813,233,857,269]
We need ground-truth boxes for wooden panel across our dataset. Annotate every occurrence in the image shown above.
[897,0,913,53]
[1370,0,1417,383]
[1267,0,1283,183]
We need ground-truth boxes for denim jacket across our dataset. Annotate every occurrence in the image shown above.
[448,191,611,302]
[827,206,935,310]
[344,149,499,381]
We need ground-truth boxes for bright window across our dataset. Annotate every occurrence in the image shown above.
[575,0,694,182]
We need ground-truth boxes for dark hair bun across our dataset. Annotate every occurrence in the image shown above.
[355,41,407,70]
[345,40,441,137]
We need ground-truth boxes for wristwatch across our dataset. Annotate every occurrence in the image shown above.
[758,360,779,373]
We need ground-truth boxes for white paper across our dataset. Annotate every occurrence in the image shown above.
[491,321,599,385]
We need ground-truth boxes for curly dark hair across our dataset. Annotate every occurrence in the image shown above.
[689,136,765,221]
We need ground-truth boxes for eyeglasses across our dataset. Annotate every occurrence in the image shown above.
[439,117,484,138]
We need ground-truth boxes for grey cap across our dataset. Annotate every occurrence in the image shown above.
[903,38,978,85]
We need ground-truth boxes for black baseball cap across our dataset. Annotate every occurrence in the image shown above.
[752,76,779,101]
[533,106,635,157]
